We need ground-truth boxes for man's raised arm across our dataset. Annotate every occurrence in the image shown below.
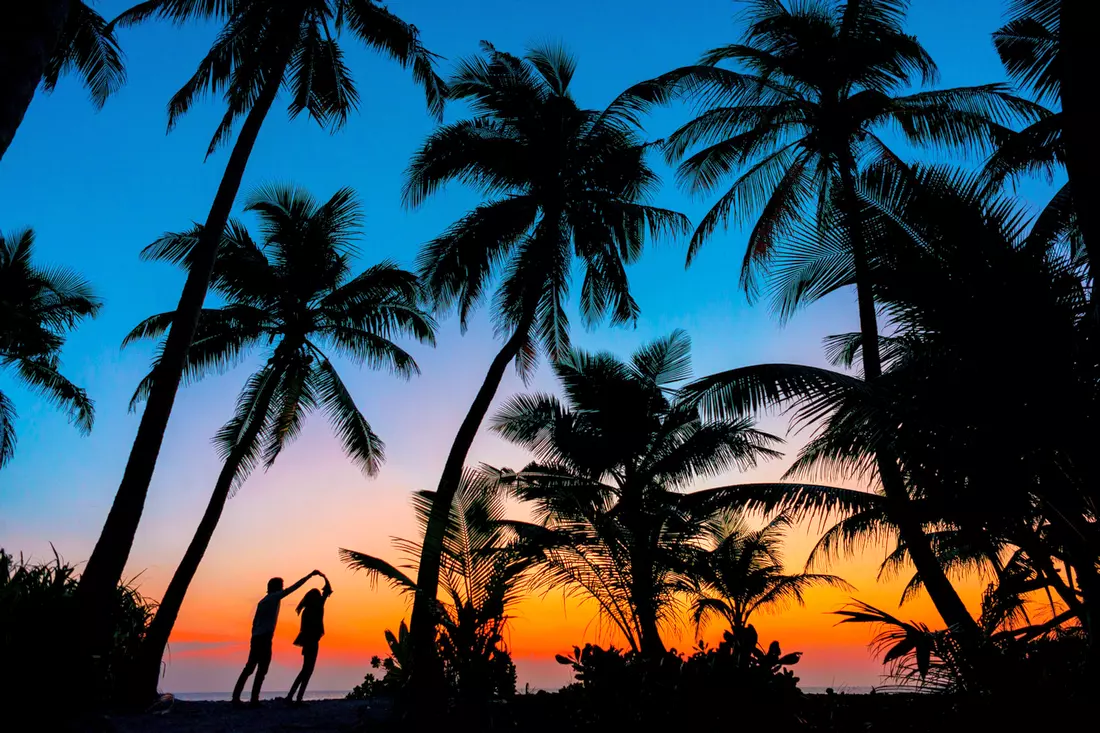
[280,570,320,598]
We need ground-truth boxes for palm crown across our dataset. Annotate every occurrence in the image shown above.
[125,185,436,478]
[491,330,781,655]
[635,0,1038,307]
[405,42,689,368]
[115,0,446,156]
[0,228,101,467]
[687,511,851,634]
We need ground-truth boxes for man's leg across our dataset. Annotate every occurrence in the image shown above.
[249,637,273,703]
[232,661,255,704]
[233,636,264,703]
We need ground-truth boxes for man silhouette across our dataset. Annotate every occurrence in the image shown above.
[232,570,321,707]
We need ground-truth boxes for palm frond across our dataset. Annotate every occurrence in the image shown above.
[313,358,383,476]
[43,1,126,108]
[0,391,16,468]
[339,548,419,595]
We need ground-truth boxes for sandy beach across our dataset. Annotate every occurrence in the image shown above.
[101,699,391,733]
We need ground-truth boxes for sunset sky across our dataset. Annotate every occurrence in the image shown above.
[0,0,1052,694]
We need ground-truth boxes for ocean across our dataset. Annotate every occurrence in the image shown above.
[173,685,877,701]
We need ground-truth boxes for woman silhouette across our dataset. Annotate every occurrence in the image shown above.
[286,574,333,704]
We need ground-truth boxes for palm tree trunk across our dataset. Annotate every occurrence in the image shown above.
[75,50,294,666]
[128,363,283,704]
[630,537,665,658]
[837,156,980,643]
[408,320,533,704]
[1060,0,1100,302]
[0,0,71,161]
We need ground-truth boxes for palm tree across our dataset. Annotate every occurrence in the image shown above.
[123,185,436,701]
[491,331,781,657]
[687,512,851,634]
[403,42,689,679]
[0,227,101,467]
[341,470,530,704]
[77,0,445,647]
[684,165,1097,685]
[0,1,125,161]
[990,1,1095,287]
[626,0,1039,638]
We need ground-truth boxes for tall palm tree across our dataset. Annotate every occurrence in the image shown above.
[491,331,782,657]
[684,165,1097,685]
[341,470,530,704]
[990,1,1095,287]
[687,512,851,634]
[626,0,1039,637]
[0,227,101,467]
[123,185,436,701]
[0,1,125,161]
[403,42,689,680]
[77,0,445,647]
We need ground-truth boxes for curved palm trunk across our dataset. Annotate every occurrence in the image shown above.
[129,364,282,703]
[837,157,980,645]
[408,321,533,705]
[1060,0,1100,301]
[0,0,71,161]
[76,51,294,667]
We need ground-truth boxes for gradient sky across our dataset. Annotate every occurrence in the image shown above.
[0,0,1054,693]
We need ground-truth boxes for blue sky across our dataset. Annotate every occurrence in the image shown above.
[0,0,1056,692]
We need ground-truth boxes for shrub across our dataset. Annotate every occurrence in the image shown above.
[552,625,804,728]
[0,548,155,721]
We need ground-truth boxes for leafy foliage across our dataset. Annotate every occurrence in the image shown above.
[407,42,689,374]
[347,619,412,699]
[43,1,126,108]
[626,0,1040,313]
[686,164,1097,692]
[0,548,155,718]
[687,511,852,633]
[0,228,101,468]
[550,625,803,728]
[341,471,526,707]
[126,185,435,486]
[492,331,782,655]
[113,0,445,157]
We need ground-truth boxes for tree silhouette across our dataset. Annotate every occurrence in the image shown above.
[0,227,101,467]
[404,41,688,690]
[124,185,435,701]
[687,512,851,634]
[492,331,780,657]
[0,1,124,160]
[78,0,444,656]
[626,0,1038,638]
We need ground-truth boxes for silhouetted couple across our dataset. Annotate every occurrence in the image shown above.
[231,569,333,707]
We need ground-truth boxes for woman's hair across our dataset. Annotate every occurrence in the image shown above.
[296,588,322,615]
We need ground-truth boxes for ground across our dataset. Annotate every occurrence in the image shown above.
[99,699,390,733]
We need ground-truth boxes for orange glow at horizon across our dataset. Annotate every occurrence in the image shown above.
[154,476,988,693]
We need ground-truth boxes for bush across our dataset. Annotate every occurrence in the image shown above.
[550,625,805,729]
[0,548,156,722]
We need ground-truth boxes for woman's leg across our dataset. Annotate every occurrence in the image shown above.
[295,645,319,702]
[287,647,307,701]
[287,672,302,701]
